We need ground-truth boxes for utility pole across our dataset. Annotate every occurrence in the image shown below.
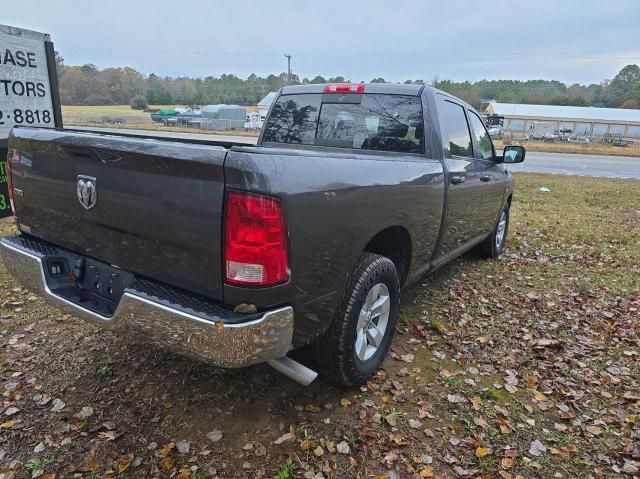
[284,53,292,85]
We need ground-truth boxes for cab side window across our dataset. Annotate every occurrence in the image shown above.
[439,99,473,158]
[468,111,495,160]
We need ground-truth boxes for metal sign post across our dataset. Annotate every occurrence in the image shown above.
[0,25,63,218]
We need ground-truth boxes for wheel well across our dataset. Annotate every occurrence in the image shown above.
[363,226,412,286]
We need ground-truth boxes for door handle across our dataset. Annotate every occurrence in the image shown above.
[480,175,492,182]
[451,175,466,184]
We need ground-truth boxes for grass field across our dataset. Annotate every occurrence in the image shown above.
[0,173,638,478]
[62,104,177,118]
[62,104,259,119]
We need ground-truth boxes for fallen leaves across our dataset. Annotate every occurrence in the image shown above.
[473,416,488,428]
[622,460,639,474]
[475,447,491,458]
[585,424,603,435]
[78,458,101,473]
[0,175,637,479]
[336,441,350,454]
[159,457,174,471]
[206,429,223,443]
[98,430,118,441]
[399,353,415,363]
[300,438,313,451]
[117,453,134,473]
[158,442,175,456]
[4,406,19,416]
[273,431,295,445]
[501,457,515,469]
[384,413,398,427]
[50,398,65,412]
[176,441,190,454]
[495,418,514,434]
[75,406,93,419]
[533,391,547,402]
[419,465,434,477]
[528,439,547,457]
[446,393,466,403]
[391,435,409,446]
[408,418,422,429]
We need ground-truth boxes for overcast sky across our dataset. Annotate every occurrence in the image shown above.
[4,0,640,84]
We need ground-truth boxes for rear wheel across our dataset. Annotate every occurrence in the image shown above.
[478,204,510,258]
[313,253,400,387]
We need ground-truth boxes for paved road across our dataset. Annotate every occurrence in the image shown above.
[74,126,640,179]
[508,151,640,179]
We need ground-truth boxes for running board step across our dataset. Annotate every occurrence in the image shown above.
[268,356,318,386]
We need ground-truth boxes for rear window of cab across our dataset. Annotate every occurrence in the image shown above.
[262,93,425,154]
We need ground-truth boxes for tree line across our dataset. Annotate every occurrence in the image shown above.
[55,53,640,110]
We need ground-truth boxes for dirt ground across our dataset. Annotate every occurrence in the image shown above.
[0,173,638,479]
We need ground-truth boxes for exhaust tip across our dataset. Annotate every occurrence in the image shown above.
[268,356,318,386]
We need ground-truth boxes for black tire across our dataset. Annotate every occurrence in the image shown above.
[312,253,400,387]
[477,203,510,258]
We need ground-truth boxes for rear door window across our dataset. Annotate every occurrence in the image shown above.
[439,99,473,158]
[263,93,424,154]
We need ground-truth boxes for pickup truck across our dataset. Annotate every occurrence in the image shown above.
[1,83,525,386]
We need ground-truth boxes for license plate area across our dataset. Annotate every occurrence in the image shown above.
[42,253,135,318]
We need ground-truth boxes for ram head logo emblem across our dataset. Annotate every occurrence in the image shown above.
[77,175,97,210]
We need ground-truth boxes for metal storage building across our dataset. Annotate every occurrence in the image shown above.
[175,108,202,127]
[200,105,247,130]
[486,102,640,139]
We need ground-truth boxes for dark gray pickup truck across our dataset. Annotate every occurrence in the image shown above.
[2,83,524,386]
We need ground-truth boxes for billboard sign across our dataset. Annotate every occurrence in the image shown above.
[0,25,62,218]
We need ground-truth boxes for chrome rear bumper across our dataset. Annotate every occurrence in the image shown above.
[0,236,294,368]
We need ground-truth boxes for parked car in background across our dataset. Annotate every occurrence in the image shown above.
[2,83,525,386]
[150,109,179,123]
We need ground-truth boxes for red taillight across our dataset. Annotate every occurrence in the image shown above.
[324,83,364,94]
[224,191,289,287]
[5,149,19,216]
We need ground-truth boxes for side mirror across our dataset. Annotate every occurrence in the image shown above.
[497,145,526,164]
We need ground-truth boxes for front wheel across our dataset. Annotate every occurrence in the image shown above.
[478,204,510,258]
[312,253,400,387]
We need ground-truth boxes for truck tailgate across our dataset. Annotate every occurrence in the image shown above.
[9,128,227,300]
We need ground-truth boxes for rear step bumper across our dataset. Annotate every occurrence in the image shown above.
[0,235,294,369]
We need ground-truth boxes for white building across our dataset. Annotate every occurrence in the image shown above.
[486,102,640,139]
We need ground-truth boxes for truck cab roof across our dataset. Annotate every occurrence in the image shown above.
[280,83,426,96]
[278,83,477,113]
